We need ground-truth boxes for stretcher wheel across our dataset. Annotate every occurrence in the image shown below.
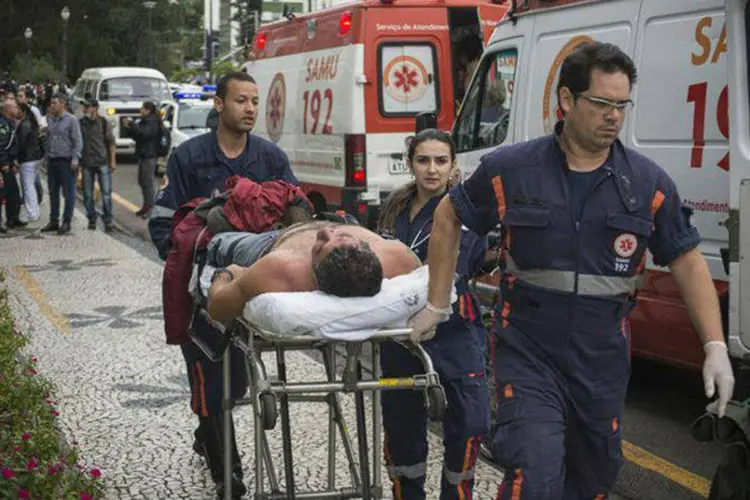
[259,392,278,430]
[426,386,446,422]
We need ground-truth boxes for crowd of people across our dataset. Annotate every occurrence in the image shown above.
[0,77,162,233]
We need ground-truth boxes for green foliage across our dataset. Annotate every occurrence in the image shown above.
[211,61,239,80]
[171,67,201,83]
[9,55,63,84]
[0,0,207,83]
[0,272,105,499]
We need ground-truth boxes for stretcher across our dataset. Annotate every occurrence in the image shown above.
[191,263,449,500]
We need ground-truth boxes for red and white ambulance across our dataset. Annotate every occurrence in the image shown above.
[453,0,747,377]
[241,0,508,227]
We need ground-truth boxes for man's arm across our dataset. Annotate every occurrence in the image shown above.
[669,248,723,345]
[70,116,83,167]
[207,256,311,325]
[148,151,188,259]
[426,196,462,308]
[105,120,117,171]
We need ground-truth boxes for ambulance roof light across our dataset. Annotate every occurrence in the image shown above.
[256,32,267,51]
[339,11,353,36]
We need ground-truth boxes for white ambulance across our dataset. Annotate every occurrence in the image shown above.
[452,0,743,378]
[241,0,508,227]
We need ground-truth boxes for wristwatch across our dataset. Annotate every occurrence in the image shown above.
[211,267,235,284]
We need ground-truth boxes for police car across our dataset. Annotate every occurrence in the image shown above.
[159,92,215,159]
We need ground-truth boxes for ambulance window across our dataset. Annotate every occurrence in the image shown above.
[454,48,517,153]
[378,44,439,116]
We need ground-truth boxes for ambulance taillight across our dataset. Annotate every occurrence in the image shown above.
[339,12,353,36]
[345,134,367,187]
[256,33,267,51]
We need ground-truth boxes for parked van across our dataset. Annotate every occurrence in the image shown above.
[452,0,740,376]
[72,67,171,155]
[241,0,509,226]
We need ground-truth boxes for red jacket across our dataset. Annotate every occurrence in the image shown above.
[162,177,312,345]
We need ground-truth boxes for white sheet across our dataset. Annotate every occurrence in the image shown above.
[199,265,455,340]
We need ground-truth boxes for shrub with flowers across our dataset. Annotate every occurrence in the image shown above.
[0,272,104,499]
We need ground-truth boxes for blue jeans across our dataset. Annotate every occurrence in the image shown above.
[82,166,113,224]
[47,157,76,225]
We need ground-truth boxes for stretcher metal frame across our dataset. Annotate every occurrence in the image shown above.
[190,304,447,500]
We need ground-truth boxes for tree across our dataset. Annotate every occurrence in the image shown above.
[230,0,263,54]
[210,60,238,80]
[0,0,205,83]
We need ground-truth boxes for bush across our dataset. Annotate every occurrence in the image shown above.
[0,270,105,499]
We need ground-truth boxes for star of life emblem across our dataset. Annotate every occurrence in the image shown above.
[614,233,638,258]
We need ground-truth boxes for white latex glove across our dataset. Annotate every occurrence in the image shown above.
[702,341,735,418]
[407,307,444,343]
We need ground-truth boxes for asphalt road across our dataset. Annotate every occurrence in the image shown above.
[100,158,727,500]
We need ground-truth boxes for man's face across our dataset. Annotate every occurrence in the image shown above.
[84,105,97,119]
[49,98,64,116]
[559,68,631,153]
[16,91,28,105]
[2,98,19,121]
[311,226,360,266]
[215,79,259,133]
[140,106,149,117]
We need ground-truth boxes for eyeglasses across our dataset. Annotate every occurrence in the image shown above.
[574,93,634,112]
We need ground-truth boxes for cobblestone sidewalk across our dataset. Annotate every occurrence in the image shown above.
[1,211,506,499]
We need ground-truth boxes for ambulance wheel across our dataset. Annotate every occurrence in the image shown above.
[427,386,446,422]
[259,393,277,430]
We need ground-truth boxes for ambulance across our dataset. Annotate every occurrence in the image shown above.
[452,0,750,383]
[241,0,509,226]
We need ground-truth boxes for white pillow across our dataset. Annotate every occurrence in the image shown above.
[246,265,455,340]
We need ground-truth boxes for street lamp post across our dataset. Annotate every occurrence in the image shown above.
[143,1,157,67]
[24,28,33,83]
[61,7,70,82]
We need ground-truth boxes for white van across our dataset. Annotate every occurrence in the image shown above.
[72,67,171,155]
[453,0,742,380]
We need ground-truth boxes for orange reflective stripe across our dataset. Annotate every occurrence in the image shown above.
[196,363,208,417]
[612,417,619,432]
[595,495,606,500]
[504,384,513,398]
[459,295,466,318]
[504,229,512,251]
[492,176,507,221]
[651,190,665,216]
[501,301,511,328]
[393,478,403,500]
[511,469,523,500]
[462,437,474,472]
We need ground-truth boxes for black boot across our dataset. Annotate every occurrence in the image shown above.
[201,415,246,499]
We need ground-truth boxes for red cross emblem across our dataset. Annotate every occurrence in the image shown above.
[384,55,428,103]
[394,65,419,93]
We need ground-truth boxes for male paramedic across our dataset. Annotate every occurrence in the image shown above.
[148,71,298,499]
[408,41,736,499]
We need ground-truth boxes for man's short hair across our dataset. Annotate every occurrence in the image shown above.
[313,243,383,297]
[51,92,67,102]
[557,41,638,101]
[216,71,257,100]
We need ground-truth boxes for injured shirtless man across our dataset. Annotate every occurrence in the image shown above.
[207,221,422,325]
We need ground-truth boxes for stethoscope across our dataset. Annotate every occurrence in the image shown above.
[409,219,432,251]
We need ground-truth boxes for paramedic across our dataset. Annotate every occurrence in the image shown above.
[376,128,490,500]
[408,41,736,499]
[148,71,297,499]
[207,221,422,325]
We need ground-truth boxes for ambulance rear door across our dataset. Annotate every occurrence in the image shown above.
[727,0,750,360]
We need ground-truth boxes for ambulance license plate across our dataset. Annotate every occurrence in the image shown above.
[388,158,408,174]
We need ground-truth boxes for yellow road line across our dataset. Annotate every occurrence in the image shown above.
[622,440,710,497]
[112,191,140,213]
[12,266,71,336]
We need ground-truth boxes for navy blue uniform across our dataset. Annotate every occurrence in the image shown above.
[148,130,297,417]
[451,122,699,499]
[380,195,490,500]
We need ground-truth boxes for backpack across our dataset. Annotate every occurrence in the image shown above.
[157,120,171,157]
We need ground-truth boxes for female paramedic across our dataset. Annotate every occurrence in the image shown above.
[377,129,490,500]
